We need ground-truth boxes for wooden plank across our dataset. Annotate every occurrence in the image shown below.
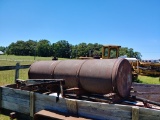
[0,64,30,71]
[0,66,16,71]
[139,107,160,117]
[35,103,68,114]
[34,93,68,113]
[1,87,30,107]
[66,99,78,115]
[132,94,160,102]
[132,106,139,120]
[35,93,57,102]
[77,100,132,119]
[132,83,160,102]
[35,93,67,105]
[78,108,120,120]
[132,104,160,120]
[34,110,91,120]
[35,98,67,107]
[1,86,160,120]
[2,87,30,98]
[132,83,160,93]
[77,100,132,111]
[2,95,29,106]
[1,86,30,115]
[4,84,17,88]
[78,106,131,119]
[19,65,30,69]
[1,100,29,114]
[139,115,160,120]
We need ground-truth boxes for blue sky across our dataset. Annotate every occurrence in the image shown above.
[0,0,160,59]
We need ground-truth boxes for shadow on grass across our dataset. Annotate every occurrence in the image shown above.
[133,79,143,83]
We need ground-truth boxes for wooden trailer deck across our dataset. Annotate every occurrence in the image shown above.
[0,82,160,120]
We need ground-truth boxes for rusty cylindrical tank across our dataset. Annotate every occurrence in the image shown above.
[28,59,132,98]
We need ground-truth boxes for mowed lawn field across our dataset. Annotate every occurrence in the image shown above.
[0,55,160,120]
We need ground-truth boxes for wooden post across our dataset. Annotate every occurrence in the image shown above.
[30,92,35,119]
[137,60,139,74]
[132,106,139,120]
[0,87,2,109]
[15,62,20,83]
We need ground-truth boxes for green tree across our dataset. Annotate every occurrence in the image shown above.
[77,43,88,57]
[128,48,134,57]
[53,40,71,58]
[16,40,26,55]
[6,42,15,55]
[7,40,26,55]
[6,40,37,56]
[119,47,129,57]
[133,52,142,60]
[5,39,142,59]
[71,45,78,58]
[119,47,142,59]
[72,43,102,58]
[0,46,6,53]
[92,43,102,57]
[24,40,37,56]
[37,39,51,57]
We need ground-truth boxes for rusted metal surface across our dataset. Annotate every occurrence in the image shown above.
[113,59,132,98]
[54,60,86,88]
[79,59,114,95]
[28,59,132,98]
[28,61,62,79]
[79,59,132,98]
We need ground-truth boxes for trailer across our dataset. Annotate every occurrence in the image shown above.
[0,59,160,120]
[0,81,160,120]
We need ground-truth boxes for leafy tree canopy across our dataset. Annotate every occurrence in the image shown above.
[0,46,6,52]
[4,39,142,59]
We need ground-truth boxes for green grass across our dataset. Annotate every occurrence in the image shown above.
[0,114,11,120]
[0,54,68,61]
[0,55,159,119]
[136,75,160,84]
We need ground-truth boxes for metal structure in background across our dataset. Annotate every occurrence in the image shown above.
[102,45,160,77]
[101,45,121,59]
[138,61,160,76]
[79,45,160,79]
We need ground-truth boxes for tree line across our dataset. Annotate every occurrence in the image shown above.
[0,39,142,59]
